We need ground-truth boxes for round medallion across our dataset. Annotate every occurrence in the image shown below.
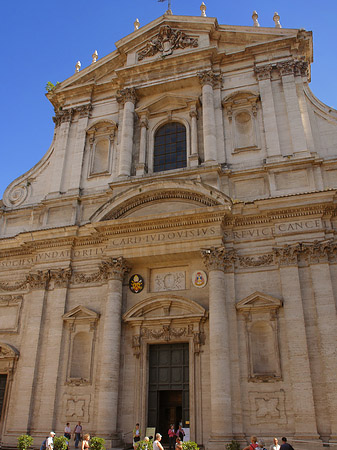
[192,270,207,288]
[129,274,144,293]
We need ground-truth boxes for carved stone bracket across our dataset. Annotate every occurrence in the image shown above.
[197,70,221,88]
[137,25,198,61]
[117,88,137,105]
[201,247,236,272]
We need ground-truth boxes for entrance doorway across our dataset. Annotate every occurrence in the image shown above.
[148,344,189,443]
[0,374,7,425]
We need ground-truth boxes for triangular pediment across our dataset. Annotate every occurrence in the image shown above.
[236,291,282,311]
[123,295,207,323]
[136,93,199,116]
[62,305,100,322]
[0,343,19,359]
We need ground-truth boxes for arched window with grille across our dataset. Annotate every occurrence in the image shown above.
[153,122,187,172]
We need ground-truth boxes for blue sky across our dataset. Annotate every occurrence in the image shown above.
[1,0,336,199]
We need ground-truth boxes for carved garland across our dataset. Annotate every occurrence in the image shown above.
[137,25,198,61]
[132,324,205,357]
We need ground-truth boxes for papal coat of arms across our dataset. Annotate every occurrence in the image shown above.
[192,270,207,288]
[129,274,144,293]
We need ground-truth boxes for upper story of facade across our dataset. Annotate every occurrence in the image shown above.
[1,11,337,238]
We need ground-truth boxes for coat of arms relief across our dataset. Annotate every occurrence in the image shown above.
[137,25,198,60]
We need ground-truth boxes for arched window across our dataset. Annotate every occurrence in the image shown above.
[153,122,186,172]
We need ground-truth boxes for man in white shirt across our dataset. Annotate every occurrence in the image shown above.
[270,438,280,450]
[47,432,55,450]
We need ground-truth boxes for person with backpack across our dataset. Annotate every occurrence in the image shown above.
[280,437,294,450]
[46,432,55,450]
[243,436,258,450]
[40,436,48,450]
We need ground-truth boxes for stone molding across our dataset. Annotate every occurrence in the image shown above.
[197,70,221,88]
[137,25,198,61]
[117,88,137,105]
[237,254,274,268]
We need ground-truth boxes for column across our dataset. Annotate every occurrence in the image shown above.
[136,116,148,176]
[34,268,72,432]
[117,88,137,177]
[198,70,219,163]
[201,247,233,444]
[304,242,337,440]
[255,64,281,159]
[48,109,73,196]
[6,271,49,434]
[277,61,309,156]
[189,108,199,167]
[68,104,92,193]
[96,257,130,442]
[274,246,319,439]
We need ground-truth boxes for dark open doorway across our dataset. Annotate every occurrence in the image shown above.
[158,390,182,443]
[148,343,189,441]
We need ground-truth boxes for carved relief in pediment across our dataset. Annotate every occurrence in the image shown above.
[137,25,198,61]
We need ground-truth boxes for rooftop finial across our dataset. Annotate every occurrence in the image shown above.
[252,11,260,27]
[159,0,172,15]
[134,18,140,31]
[92,50,98,64]
[75,61,81,73]
[273,12,282,28]
[200,2,206,17]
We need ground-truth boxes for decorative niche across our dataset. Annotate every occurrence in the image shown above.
[86,121,117,177]
[236,291,282,382]
[222,91,260,153]
[62,306,100,386]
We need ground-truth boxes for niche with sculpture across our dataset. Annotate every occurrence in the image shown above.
[236,292,282,382]
[62,306,99,385]
[223,91,260,153]
[86,121,117,177]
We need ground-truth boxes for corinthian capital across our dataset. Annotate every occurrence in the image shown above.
[201,247,236,272]
[273,245,300,266]
[50,267,72,288]
[117,88,137,105]
[277,60,296,77]
[99,257,131,281]
[197,70,221,88]
[27,270,50,290]
[299,241,333,265]
[254,64,273,81]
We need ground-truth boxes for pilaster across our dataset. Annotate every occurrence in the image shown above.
[254,64,281,160]
[301,242,337,440]
[7,270,49,434]
[273,245,319,439]
[136,116,148,176]
[96,257,131,442]
[117,88,137,177]
[49,109,74,196]
[277,61,309,157]
[198,71,219,163]
[189,108,199,167]
[68,104,92,193]
[201,247,234,443]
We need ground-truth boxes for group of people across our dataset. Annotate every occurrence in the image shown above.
[132,423,186,450]
[244,436,295,450]
[41,422,90,450]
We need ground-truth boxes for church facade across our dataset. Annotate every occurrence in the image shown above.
[1,9,337,450]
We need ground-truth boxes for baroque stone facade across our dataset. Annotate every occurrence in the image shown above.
[1,9,337,450]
